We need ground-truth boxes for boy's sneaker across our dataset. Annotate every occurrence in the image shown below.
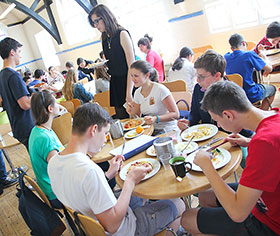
[2,176,18,188]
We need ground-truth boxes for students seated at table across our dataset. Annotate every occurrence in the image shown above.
[126,60,179,135]
[28,69,45,87]
[255,21,280,54]
[255,21,280,72]
[181,80,280,236]
[62,69,93,104]
[138,37,165,82]
[77,57,94,81]
[177,50,253,138]
[95,58,110,93]
[167,46,196,93]
[224,33,276,110]
[48,103,184,236]
[47,66,65,86]
[29,91,66,208]
[65,61,90,81]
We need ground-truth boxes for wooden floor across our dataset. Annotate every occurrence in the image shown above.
[0,81,279,236]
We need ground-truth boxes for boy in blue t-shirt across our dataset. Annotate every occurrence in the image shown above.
[224,33,276,110]
[0,37,34,149]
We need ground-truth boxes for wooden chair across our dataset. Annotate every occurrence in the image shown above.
[192,45,213,61]
[226,74,267,109]
[246,41,256,51]
[52,112,72,146]
[60,100,74,116]
[94,90,115,116]
[226,73,243,87]
[172,91,192,110]
[65,206,168,236]
[162,80,187,92]
[69,99,81,111]
[24,175,52,208]
[79,77,89,85]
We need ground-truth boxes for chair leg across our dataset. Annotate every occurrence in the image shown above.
[234,171,238,183]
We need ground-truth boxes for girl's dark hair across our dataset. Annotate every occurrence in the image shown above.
[144,34,153,43]
[130,60,158,82]
[137,38,151,50]
[31,90,55,125]
[172,47,194,71]
[88,4,123,41]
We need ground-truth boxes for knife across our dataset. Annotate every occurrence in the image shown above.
[187,137,224,155]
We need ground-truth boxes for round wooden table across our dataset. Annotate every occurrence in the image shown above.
[91,119,154,163]
[116,131,242,199]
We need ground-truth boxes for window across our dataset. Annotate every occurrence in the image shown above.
[35,30,60,69]
[204,0,280,33]
[56,0,96,45]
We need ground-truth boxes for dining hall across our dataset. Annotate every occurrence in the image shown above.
[0,0,280,235]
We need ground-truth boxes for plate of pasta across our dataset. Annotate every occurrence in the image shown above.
[123,118,145,131]
[181,124,218,142]
[187,148,231,171]
[119,158,160,181]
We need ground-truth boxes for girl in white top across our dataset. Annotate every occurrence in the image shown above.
[127,60,179,135]
[168,47,197,93]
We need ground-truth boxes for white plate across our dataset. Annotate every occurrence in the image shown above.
[187,148,231,171]
[89,59,109,68]
[181,124,218,142]
[175,141,198,154]
[122,118,145,131]
[124,129,144,139]
[120,158,160,181]
[146,145,156,156]
[265,48,280,56]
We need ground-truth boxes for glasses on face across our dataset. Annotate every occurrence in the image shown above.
[197,73,212,80]
[92,17,102,28]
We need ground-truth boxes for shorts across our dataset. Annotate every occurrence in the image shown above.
[197,183,277,236]
[259,84,276,100]
[133,198,178,236]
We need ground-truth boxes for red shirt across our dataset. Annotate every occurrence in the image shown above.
[146,49,164,82]
[254,36,280,54]
[239,108,280,234]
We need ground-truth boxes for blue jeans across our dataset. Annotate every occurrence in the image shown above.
[0,151,7,183]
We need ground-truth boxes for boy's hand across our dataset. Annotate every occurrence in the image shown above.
[226,133,251,147]
[106,155,124,180]
[126,164,152,185]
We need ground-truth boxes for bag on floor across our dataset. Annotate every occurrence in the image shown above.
[16,169,66,236]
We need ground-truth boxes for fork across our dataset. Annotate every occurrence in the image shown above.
[120,136,126,156]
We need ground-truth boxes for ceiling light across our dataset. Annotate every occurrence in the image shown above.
[0,3,16,20]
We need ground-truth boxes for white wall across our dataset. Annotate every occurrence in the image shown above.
[1,0,269,72]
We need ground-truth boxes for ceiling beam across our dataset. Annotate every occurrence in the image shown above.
[0,0,62,44]
[75,0,97,14]
[30,0,40,11]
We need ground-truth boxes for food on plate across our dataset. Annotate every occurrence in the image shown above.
[184,126,212,139]
[124,119,143,129]
[149,146,156,155]
[106,133,110,142]
[211,148,223,165]
[126,160,153,175]
[126,130,138,138]
[136,125,144,134]
[175,142,194,152]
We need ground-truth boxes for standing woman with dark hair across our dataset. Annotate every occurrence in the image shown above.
[29,90,66,208]
[168,47,197,93]
[88,4,135,119]
[138,37,165,82]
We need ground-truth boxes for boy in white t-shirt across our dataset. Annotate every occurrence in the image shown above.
[48,103,184,235]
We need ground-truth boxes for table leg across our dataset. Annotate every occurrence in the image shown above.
[183,195,192,209]
[234,171,238,183]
